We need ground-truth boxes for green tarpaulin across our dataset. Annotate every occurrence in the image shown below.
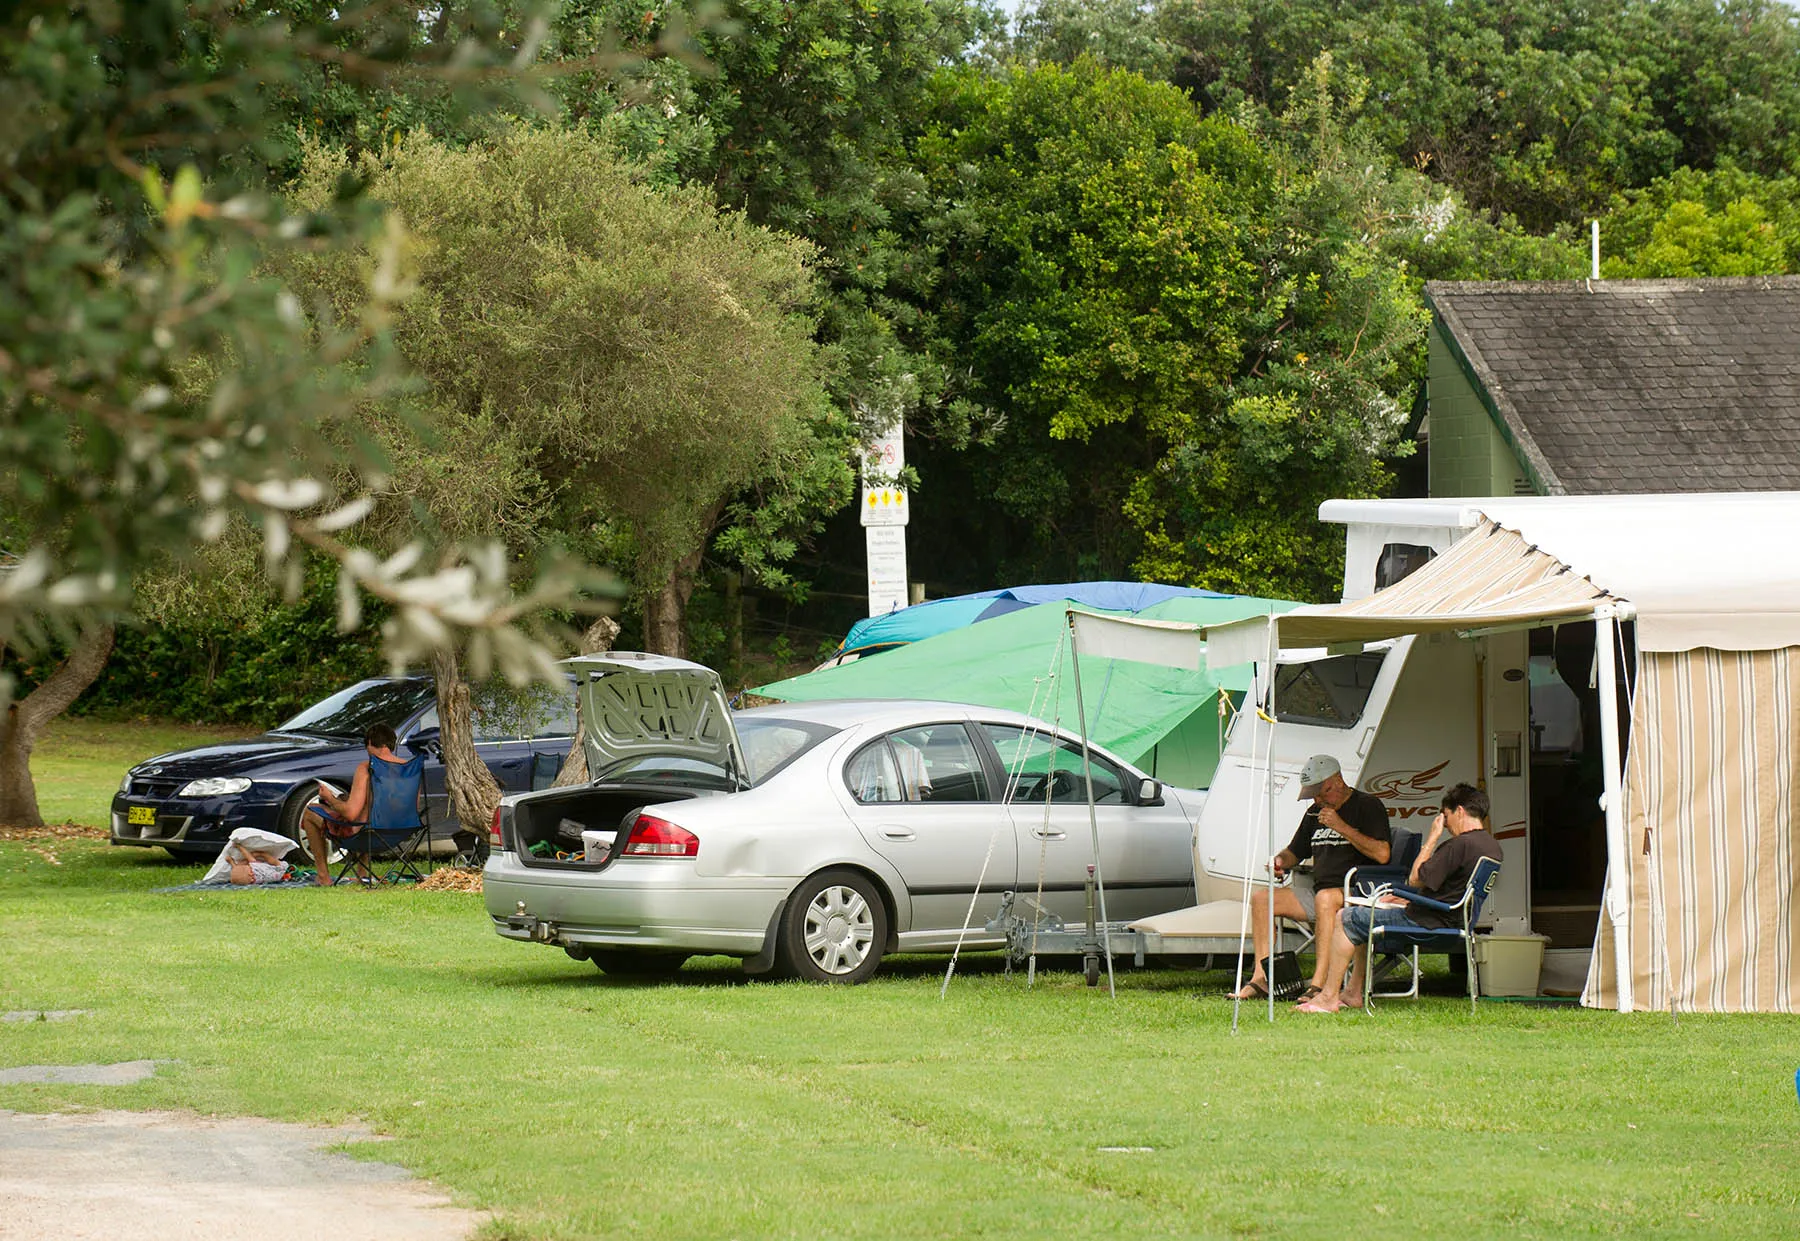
[754,594,1298,789]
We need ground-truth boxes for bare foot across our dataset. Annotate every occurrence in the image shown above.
[1294,998,1342,1014]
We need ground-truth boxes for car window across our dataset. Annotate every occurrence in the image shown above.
[887,724,990,803]
[982,724,1129,805]
[845,740,905,804]
[276,680,435,739]
[737,717,838,784]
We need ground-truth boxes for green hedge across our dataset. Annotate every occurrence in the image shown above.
[8,574,385,728]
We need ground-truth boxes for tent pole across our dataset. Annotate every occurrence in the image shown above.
[1265,624,1278,1024]
[1069,613,1116,998]
[1595,606,1634,1014]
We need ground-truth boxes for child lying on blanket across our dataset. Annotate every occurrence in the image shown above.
[225,842,295,886]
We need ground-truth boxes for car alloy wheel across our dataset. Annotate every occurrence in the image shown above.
[780,869,887,984]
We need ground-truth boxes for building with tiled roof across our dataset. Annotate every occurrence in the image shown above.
[1420,277,1800,497]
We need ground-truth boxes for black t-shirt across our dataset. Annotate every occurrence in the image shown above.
[1407,828,1504,929]
[1285,787,1392,891]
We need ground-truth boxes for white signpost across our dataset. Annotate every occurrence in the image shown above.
[861,419,910,616]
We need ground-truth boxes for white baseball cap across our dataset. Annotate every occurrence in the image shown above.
[1297,754,1342,800]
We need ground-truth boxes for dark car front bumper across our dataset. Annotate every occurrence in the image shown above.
[108,789,286,854]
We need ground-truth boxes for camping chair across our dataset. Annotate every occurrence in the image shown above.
[1360,855,1502,1014]
[1343,829,1423,997]
[333,753,432,885]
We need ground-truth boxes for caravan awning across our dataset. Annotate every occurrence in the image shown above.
[1203,522,1614,668]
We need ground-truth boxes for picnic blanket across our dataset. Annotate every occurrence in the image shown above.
[157,876,318,892]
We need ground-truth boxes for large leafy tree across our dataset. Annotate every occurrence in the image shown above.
[0,2,634,825]
[1598,165,1800,277]
[1151,0,1800,232]
[287,126,844,656]
[908,60,1429,599]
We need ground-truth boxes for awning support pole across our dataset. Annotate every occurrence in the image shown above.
[1595,605,1634,1013]
[1069,615,1116,999]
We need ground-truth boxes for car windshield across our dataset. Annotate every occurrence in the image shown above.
[274,679,435,739]
[595,717,839,788]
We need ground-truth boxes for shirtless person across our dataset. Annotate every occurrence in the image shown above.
[1231,754,1392,1001]
[300,723,403,886]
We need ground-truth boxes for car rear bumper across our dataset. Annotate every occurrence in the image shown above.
[483,852,789,957]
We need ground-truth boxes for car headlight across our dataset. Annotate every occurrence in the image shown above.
[119,772,133,795]
[175,777,253,798]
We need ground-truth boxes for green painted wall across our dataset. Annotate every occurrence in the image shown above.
[1426,322,1537,497]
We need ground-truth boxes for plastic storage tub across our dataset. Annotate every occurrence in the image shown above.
[1473,933,1550,996]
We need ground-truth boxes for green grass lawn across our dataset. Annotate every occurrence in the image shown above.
[5,726,1800,1238]
[25,716,260,827]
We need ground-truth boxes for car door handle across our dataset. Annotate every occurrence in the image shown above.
[1031,829,1067,840]
[880,827,916,841]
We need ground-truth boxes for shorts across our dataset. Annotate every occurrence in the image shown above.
[1341,903,1435,946]
[1288,874,1316,921]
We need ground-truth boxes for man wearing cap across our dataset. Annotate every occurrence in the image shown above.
[1297,781,1503,1013]
[1230,754,1392,1001]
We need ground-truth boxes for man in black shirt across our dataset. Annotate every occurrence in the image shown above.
[1230,754,1392,1000]
[1298,781,1503,1013]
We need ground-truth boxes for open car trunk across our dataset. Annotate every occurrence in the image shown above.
[507,785,706,871]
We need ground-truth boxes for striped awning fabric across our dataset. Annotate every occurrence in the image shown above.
[1268,520,1612,648]
[1584,647,1800,1013]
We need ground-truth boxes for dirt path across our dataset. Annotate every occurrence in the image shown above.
[0,1110,488,1241]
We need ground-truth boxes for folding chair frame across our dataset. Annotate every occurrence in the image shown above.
[1360,857,1502,1014]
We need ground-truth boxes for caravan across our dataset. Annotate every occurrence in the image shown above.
[1133,492,1800,1013]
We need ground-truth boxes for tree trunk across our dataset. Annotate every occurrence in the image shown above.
[551,616,621,789]
[642,539,709,658]
[0,625,115,828]
[429,646,502,836]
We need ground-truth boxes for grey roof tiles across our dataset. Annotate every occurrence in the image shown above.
[1425,277,1800,494]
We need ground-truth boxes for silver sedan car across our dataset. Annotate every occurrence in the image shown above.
[485,653,1204,982]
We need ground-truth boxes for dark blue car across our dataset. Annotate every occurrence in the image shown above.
[109,676,576,862]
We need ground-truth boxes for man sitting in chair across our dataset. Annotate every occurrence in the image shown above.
[1230,754,1392,1001]
[1297,781,1503,1013]
[301,723,404,887]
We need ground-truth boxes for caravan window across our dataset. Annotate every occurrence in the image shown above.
[1274,653,1386,729]
[1375,543,1436,589]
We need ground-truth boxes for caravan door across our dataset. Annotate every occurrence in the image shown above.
[1194,640,1410,881]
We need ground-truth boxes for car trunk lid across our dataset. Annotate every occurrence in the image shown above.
[565,652,748,788]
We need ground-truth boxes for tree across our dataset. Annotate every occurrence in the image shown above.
[286,126,845,659]
[1598,165,1800,277]
[0,2,634,825]
[905,60,1428,599]
[1155,0,1800,232]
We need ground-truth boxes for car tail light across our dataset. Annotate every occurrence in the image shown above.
[622,814,699,858]
[490,805,503,846]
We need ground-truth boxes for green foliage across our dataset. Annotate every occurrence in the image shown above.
[1599,165,1800,277]
[6,565,384,725]
[284,125,847,617]
[911,60,1426,600]
[552,0,1001,449]
[0,0,616,691]
[1156,0,1800,231]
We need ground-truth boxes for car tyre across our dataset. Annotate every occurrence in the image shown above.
[589,951,690,979]
[778,869,888,985]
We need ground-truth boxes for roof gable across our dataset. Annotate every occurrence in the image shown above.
[1424,277,1800,495]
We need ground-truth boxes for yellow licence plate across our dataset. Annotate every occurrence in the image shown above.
[127,805,157,827]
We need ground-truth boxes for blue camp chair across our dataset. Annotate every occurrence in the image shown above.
[1343,830,1424,997]
[333,753,431,885]
[1359,855,1502,1013]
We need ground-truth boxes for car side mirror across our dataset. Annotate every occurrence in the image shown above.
[1139,778,1164,806]
[404,727,441,759]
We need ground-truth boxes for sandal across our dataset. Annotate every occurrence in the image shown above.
[1293,984,1323,1004]
[1227,979,1268,1001]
